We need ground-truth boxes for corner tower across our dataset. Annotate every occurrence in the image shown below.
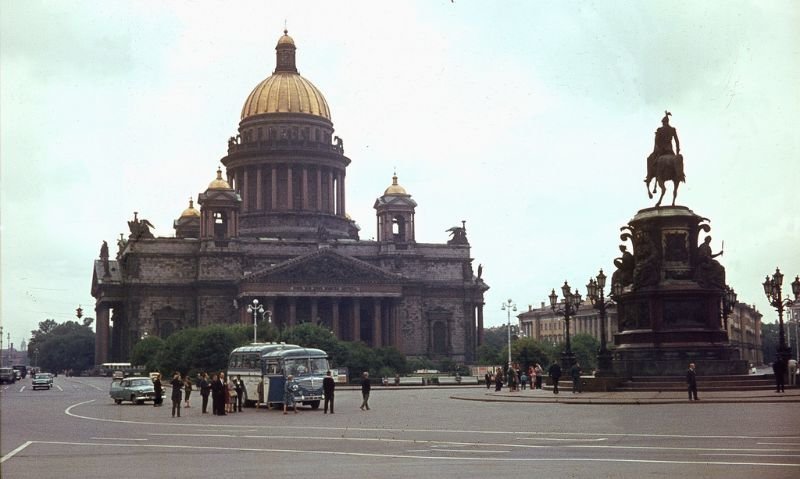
[221,30,353,239]
[374,173,416,245]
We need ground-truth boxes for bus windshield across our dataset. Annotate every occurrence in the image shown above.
[283,357,329,376]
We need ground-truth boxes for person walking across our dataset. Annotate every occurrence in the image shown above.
[360,371,371,411]
[233,375,244,412]
[788,358,798,387]
[199,372,211,414]
[183,375,192,408]
[687,363,699,400]
[170,372,183,417]
[570,362,582,393]
[323,370,336,414]
[283,375,298,414]
[773,359,787,393]
[494,371,503,392]
[548,362,562,394]
[485,372,491,389]
[153,373,163,407]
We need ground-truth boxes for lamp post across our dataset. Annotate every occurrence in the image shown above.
[34,347,39,370]
[247,299,265,344]
[762,269,800,364]
[0,325,4,367]
[721,285,737,331]
[549,280,582,369]
[501,299,517,369]
[586,269,618,376]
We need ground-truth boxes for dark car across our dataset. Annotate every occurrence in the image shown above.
[0,367,16,384]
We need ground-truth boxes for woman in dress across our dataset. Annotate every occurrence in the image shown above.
[283,375,297,414]
[153,373,163,407]
[170,372,182,418]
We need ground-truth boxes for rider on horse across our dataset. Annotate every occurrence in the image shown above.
[646,111,680,182]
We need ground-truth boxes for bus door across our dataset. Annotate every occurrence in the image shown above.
[263,359,286,406]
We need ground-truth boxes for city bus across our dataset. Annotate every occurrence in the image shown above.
[99,362,144,377]
[227,343,299,406]
[261,347,329,410]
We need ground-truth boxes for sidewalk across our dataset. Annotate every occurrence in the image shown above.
[450,386,800,405]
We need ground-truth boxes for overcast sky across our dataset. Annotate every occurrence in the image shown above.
[2,1,798,349]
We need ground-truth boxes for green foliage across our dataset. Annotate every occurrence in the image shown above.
[157,328,201,375]
[184,326,241,375]
[28,320,95,373]
[476,344,503,366]
[761,322,778,363]
[374,347,407,375]
[570,334,600,371]
[406,356,435,372]
[130,336,164,372]
[340,341,378,378]
[511,337,554,369]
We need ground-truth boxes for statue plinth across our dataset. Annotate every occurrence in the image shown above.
[611,206,746,376]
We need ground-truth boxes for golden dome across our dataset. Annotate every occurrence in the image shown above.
[180,198,200,218]
[240,31,331,121]
[208,167,232,190]
[384,173,408,195]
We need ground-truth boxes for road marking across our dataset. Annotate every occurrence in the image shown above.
[758,442,800,446]
[68,379,103,391]
[517,437,607,442]
[19,386,25,392]
[408,449,510,453]
[702,453,800,458]
[0,441,32,463]
[56,385,63,391]
[90,437,148,441]
[21,441,800,467]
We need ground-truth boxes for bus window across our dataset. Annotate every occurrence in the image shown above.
[310,358,330,374]
[265,360,280,375]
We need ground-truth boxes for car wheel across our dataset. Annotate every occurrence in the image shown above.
[309,400,320,410]
[136,399,145,405]
[114,399,122,404]
[131,395,136,403]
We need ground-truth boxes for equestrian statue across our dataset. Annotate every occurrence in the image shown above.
[644,111,685,207]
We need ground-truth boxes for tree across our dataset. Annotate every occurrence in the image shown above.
[761,322,778,364]
[511,337,555,370]
[130,336,165,372]
[570,334,600,371]
[157,328,201,375]
[28,320,95,373]
[184,326,240,374]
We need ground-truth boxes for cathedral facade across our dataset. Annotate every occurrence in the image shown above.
[91,31,488,365]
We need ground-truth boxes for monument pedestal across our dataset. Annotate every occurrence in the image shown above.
[611,206,747,377]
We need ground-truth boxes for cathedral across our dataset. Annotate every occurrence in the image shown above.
[91,31,488,365]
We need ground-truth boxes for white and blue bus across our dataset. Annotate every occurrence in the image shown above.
[261,348,330,410]
[227,343,299,406]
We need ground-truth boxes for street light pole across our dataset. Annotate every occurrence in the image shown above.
[586,269,617,376]
[501,299,517,369]
[247,299,265,344]
[762,269,800,364]
[549,280,582,369]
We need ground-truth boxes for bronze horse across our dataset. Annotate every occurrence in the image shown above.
[645,154,685,207]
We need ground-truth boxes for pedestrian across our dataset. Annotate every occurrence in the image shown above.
[534,363,544,389]
[211,372,226,415]
[485,372,491,389]
[360,371,371,411]
[570,362,582,393]
[789,358,798,387]
[773,359,787,393]
[153,373,163,407]
[256,379,264,409]
[283,374,298,414]
[199,372,211,414]
[323,370,335,414]
[687,363,698,400]
[548,362,562,394]
[233,375,244,412]
[520,370,528,390]
[183,375,192,408]
[507,365,517,392]
[171,371,183,417]
[226,377,235,413]
[494,371,503,391]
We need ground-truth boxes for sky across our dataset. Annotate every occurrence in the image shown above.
[1,1,798,350]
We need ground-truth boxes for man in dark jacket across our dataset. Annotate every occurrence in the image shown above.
[211,372,226,415]
[687,363,698,400]
[359,371,371,411]
[233,375,244,412]
[323,370,336,414]
[570,362,582,393]
[773,359,787,393]
[549,362,562,394]
[199,372,211,414]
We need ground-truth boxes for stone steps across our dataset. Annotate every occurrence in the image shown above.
[616,374,776,392]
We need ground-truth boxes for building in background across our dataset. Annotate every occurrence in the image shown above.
[727,302,763,366]
[517,301,618,349]
[91,31,488,365]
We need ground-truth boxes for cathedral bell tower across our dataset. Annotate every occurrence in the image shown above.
[198,168,241,246]
[374,173,416,247]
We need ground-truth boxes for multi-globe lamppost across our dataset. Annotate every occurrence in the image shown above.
[549,281,582,369]
[762,268,800,364]
[721,285,737,332]
[586,269,619,376]
[501,299,517,369]
[247,299,266,344]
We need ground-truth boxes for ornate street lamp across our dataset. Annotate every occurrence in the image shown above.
[586,269,615,375]
[501,299,517,369]
[762,269,800,364]
[549,281,582,368]
[721,285,737,331]
[247,299,265,344]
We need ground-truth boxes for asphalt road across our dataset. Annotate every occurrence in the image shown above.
[1,376,798,479]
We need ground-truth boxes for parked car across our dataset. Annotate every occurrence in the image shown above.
[110,377,156,405]
[32,373,53,390]
[0,367,16,384]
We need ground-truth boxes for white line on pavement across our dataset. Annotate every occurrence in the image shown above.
[0,441,32,463]
[19,386,25,392]
[758,442,800,446]
[701,453,800,457]
[90,438,148,441]
[408,449,510,453]
[56,385,63,391]
[21,440,800,467]
[516,437,607,442]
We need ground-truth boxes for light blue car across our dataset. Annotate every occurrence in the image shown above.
[110,377,155,404]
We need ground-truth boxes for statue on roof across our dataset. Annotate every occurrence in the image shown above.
[446,220,469,245]
[644,111,686,207]
[100,240,110,277]
[128,211,155,240]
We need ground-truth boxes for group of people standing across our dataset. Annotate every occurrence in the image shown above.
[152,371,245,417]
[486,363,546,392]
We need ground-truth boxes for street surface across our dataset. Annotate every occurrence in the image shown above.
[1,376,798,478]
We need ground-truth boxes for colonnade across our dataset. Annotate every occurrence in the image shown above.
[232,164,345,216]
